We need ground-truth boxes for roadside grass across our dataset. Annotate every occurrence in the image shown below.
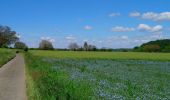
[0,49,15,67]
[30,50,170,61]
[25,51,170,99]
[25,53,93,100]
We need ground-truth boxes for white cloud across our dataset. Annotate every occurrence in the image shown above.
[137,24,163,33]
[65,36,76,43]
[111,26,135,32]
[108,35,129,42]
[142,12,158,20]
[84,25,93,30]
[131,11,170,21]
[109,13,120,17]
[41,37,55,43]
[120,35,129,40]
[129,12,141,17]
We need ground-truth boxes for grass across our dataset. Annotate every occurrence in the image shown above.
[0,49,15,67]
[25,50,170,99]
[30,50,170,61]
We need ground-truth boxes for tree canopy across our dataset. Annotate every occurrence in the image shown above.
[134,39,170,52]
[39,40,54,50]
[14,41,27,49]
[0,25,19,47]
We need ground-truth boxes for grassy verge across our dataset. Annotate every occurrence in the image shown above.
[24,52,93,100]
[0,49,15,67]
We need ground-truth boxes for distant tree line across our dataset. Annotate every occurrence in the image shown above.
[134,39,170,52]
[68,42,97,51]
[2,25,170,53]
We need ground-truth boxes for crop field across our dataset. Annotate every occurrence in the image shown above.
[25,50,170,99]
[0,49,15,67]
[30,50,170,61]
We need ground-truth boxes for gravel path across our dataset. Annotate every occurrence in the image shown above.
[0,54,27,100]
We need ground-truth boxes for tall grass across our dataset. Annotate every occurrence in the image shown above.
[0,49,15,67]
[25,53,93,100]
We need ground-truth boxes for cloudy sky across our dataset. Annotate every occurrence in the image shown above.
[1,0,170,48]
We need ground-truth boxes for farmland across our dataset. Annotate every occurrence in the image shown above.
[0,49,15,67]
[25,50,170,99]
[30,50,170,60]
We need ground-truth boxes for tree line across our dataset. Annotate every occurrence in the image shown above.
[134,39,170,52]
[1,25,170,52]
[0,25,113,51]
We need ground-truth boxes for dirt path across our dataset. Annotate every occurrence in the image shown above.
[0,54,27,100]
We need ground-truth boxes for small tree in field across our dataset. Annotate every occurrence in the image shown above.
[39,40,54,50]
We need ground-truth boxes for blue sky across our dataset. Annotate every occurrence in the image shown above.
[1,0,170,48]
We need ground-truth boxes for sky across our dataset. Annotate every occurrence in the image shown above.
[1,0,170,48]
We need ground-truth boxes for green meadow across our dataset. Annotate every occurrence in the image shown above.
[0,49,15,67]
[25,50,170,99]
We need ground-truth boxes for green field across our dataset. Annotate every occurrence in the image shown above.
[25,50,170,99]
[30,50,170,60]
[0,49,15,67]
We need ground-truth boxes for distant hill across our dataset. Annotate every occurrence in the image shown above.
[134,39,170,52]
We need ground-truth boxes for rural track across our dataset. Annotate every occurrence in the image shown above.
[0,54,27,100]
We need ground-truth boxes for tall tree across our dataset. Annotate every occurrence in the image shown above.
[68,43,79,50]
[39,40,54,50]
[0,26,19,47]
[14,41,27,49]
[83,42,88,51]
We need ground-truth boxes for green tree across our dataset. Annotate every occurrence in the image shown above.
[39,40,54,50]
[142,45,161,52]
[83,42,88,51]
[0,26,19,47]
[14,41,27,49]
[68,43,79,51]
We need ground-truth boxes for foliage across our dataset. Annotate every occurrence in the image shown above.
[68,43,79,50]
[83,42,88,51]
[142,44,161,52]
[39,40,54,50]
[24,47,29,52]
[135,39,170,52]
[0,25,19,47]
[14,41,27,49]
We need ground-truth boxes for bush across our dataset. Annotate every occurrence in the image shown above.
[24,47,29,52]
[16,51,19,53]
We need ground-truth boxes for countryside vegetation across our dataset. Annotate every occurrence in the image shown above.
[0,25,170,99]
